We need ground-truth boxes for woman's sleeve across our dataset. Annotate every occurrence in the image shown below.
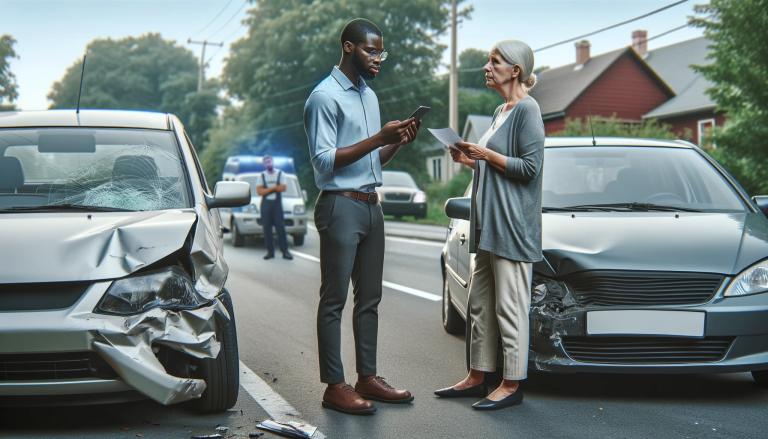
[504,104,545,181]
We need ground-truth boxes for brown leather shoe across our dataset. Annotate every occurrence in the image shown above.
[355,376,414,404]
[322,383,377,415]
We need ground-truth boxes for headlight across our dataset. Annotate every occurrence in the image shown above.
[725,259,768,297]
[94,266,210,315]
[531,273,568,304]
[243,203,259,214]
[413,191,426,203]
[294,204,306,215]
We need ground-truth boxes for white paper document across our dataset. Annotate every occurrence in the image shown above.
[428,127,464,149]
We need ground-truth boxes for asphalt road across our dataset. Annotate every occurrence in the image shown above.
[3,221,768,438]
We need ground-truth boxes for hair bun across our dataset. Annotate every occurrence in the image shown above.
[523,72,537,93]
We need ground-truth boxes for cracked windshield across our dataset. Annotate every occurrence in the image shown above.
[0,128,190,211]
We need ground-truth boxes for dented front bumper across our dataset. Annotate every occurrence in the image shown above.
[0,280,230,405]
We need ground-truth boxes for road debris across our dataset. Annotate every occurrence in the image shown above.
[215,426,230,433]
[191,435,223,439]
[249,433,265,438]
[256,420,316,438]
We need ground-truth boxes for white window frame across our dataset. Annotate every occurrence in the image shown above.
[697,118,716,149]
[431,157,442,181]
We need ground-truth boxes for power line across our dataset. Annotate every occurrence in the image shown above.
[206,0,248,40]
[533,0,689,52]
[189,0,235,39]
[647,23,690,42]
[205,23,248,64]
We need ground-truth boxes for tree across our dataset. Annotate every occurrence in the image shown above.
[203,0,464,197]
[48,33,220,151]
[459,48,488,89]
[691,0,768,196]
[0,34,18,111]
[549,115,683,140]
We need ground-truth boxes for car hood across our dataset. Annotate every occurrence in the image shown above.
[539,212,768,277]
[0,210,197,283]
[246,196,304,209]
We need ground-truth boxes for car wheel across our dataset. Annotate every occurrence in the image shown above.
[752,370,768,388]
[293,234,305,246]
[464,309,504,386]
[231,221,245,247]
[442,274,464,334]
[189,289,240,413]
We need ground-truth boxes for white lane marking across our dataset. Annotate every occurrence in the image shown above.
[382,280,441,301]
[386,236,444,247]
[239,360,326,439]
[291,250,441,302]
[308,222,443,247]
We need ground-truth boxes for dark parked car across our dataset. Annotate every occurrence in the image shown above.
[377,170,427,219]
[442,137,768,386]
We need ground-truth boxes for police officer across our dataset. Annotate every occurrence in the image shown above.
[256,155,293,260]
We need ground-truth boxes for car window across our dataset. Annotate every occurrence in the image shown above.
[1,128,191,211]
[237,174,301,198]
[542,146,747,212]
[382,172,417,188]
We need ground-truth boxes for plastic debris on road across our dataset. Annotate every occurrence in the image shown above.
[256,420,317,438]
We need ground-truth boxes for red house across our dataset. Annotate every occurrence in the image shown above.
[530,39,675,135]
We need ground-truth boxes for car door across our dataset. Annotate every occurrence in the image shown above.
[447,182,474,312]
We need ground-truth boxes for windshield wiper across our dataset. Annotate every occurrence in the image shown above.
[560,203,704,213]
[542,206,603,212]
[0,204,133,213]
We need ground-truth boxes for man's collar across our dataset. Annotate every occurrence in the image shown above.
[332,66,367,91]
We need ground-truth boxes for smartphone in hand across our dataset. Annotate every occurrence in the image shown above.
[409,106,430,123]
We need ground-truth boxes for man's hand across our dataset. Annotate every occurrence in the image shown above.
[377,118,415,146]
[393,119,421,147]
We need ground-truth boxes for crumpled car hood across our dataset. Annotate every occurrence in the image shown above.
[539,212,768,277]
[0,210,196,283]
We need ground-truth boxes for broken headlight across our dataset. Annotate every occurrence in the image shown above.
[725,259,768,297]
[95,266,210,315]
[532,273,569,304]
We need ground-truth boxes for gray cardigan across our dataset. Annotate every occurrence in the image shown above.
[469,97,545,262]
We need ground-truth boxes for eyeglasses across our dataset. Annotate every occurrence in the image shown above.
[354,43,388,62]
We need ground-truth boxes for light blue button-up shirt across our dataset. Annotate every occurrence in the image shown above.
[303,67,382,193]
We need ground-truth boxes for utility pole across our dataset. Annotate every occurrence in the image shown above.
[446,0,459,182]
[187,39,223,91]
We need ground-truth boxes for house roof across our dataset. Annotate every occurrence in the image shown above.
[643,37,716,119]
[462,114,493,141]
[529,47,672,118]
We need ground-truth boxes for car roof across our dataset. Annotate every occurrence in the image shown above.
[236,172,297,179]
[545,137,693,148]
[0,109,170,130]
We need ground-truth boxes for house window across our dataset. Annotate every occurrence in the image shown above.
[431,157,442,181]
[698,119,716,149]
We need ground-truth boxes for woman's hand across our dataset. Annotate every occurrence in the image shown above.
[449,147,474,167]
[454,142,489,161]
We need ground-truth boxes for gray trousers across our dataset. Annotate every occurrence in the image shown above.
[314,193,384,384]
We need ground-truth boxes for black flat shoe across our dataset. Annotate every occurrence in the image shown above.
[434,382,488,398]
[263,254,274,260]
[282,252,293,260]
[472,387,523,410]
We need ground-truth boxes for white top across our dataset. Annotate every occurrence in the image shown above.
[476,108,513,228]
[261,170,281,200]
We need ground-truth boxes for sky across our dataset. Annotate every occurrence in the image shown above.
[4,0,706,111]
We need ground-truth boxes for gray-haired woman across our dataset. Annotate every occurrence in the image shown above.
[435,39,545,410]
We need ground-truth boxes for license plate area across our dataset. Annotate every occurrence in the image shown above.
[586,310,705,337]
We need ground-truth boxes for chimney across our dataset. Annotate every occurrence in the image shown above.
[632,30,648,56]
[575,40,591,65]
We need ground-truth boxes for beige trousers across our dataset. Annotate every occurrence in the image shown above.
[468,249,532,380]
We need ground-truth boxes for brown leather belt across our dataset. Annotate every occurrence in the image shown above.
[322,190,379,203]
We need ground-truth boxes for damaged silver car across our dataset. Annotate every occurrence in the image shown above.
[0,110,251,411]
[442,137,768,386]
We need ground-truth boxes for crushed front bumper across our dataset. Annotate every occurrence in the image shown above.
[0,281,229,406]
[528,293,768,374]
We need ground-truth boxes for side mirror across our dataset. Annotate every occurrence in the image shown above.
[445,197,471,221]
[302,189,308,203]
[752,196,768,218]
[207,181,251,209]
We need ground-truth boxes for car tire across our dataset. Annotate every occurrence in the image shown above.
[464,310,504,387]
[231,221,245,247]
[752,370,768,388]
[189,289,240,413]
[293,234,305,246]
[442,275,464,334]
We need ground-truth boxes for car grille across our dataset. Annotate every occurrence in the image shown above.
[0,352,117,381]
[565,271,723,307]
[0,281,91,311]
[561,336,734,364]
[256,219,295,226]
[383,193,411,202]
